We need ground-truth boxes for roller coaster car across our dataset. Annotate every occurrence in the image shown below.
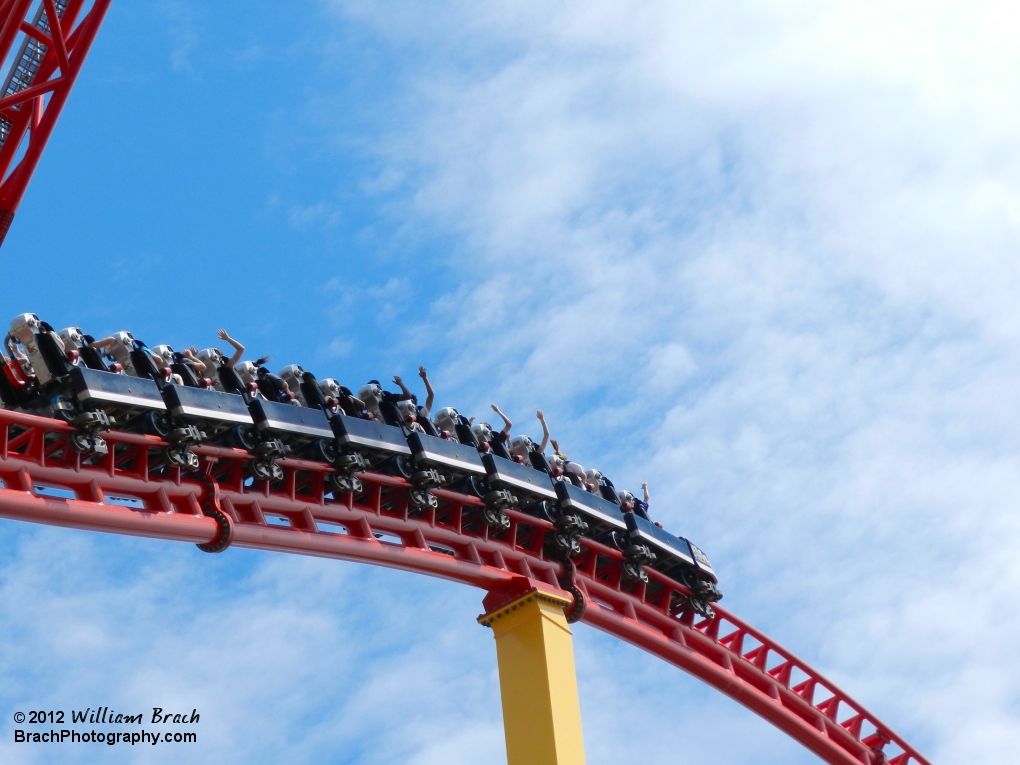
[161,384,254,446]
[248,397,336,463]
[70,366,165,425]
[328,411,414,478]
[624,512,722,614]
[480,452,559,528]
[2,321,153,455]
[550,478,625,555]
[407,430,487,497]
[554,479,627,537]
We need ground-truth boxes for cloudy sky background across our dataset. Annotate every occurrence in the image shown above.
[0,0,1017,762]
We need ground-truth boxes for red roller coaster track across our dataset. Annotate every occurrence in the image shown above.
[0,3,933,763]
[0,409,930,765]
[0,0,110,244]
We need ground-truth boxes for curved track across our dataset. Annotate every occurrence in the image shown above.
[0,408,930,765]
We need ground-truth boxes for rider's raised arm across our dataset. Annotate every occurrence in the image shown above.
[216,329,245,368]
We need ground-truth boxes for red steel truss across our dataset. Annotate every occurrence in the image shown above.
[0,408,931,765]
[0,0,112,245]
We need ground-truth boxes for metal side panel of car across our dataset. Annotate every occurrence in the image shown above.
[250,399,333,440]
[72,367,166,410]
[330,414,411,455]
[625,512,699,570]
[407,432,486,475]
[555,480,628,531]
[162,385,253,425]
[482,453,558,501]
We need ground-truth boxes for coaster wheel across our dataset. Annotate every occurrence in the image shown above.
[229,424,258,451]
[310,438,337,463]
[389,455,414,479]
[458,474,487,498]
[143,410,171,438]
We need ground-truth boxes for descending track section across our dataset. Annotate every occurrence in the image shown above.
[0,0,112,244]
[0,407,930,765]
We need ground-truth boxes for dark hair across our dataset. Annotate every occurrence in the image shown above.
[368,379,380,386]
[254,355,271,367]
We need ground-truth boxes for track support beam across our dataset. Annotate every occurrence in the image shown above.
[479,580,586,765]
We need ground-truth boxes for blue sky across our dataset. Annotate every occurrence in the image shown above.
[1,0,1018,762]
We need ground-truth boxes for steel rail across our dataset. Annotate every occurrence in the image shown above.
[0,408,930,765]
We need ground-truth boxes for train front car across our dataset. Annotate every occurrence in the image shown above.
[625,512,723,616]
[1,316,169,456]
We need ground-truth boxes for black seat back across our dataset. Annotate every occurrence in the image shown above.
[130,346,166,389]
[218,365,251,401]
[37,331,71,377]
[455,419,478,447]
[379,398,402,427]
[300,373,329,411]
[598,477,620,504]
[529,451,552,474]
[417,408,439,437]
[490,437,511,460]
[81,347,108,371]
[171,355,201,387]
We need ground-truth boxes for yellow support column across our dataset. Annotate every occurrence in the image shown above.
[478,585,586,765]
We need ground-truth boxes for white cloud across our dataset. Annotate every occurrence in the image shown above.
[156,0,200,73]
[3,2,1018,764]
[314,1,1020,762]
